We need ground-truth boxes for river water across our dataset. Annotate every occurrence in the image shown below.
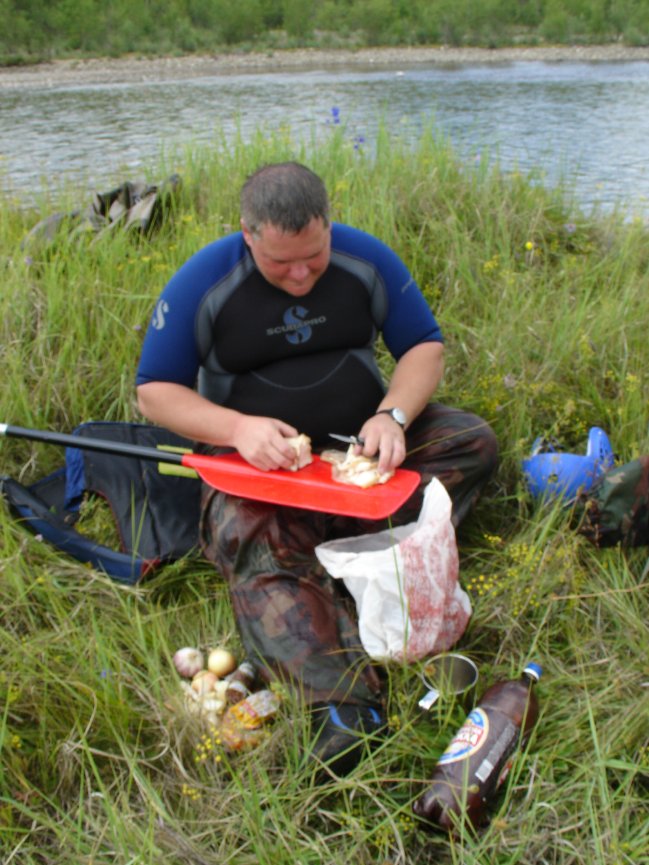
[2,60,649,218]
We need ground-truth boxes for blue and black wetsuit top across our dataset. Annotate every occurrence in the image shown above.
[136,223,443,445]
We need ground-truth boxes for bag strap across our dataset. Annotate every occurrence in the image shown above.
[1,475,150,584]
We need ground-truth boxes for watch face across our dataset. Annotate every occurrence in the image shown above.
[392,408,407,426]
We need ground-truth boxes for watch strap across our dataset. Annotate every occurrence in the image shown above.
[375,408,407,428]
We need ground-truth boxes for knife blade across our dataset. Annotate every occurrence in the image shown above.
[328,433,365,446]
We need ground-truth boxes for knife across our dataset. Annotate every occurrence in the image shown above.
[329,433,365,446]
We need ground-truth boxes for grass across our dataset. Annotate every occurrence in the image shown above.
[1,122,648,864]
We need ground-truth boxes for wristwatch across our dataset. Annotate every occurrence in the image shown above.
[375,407,407,428]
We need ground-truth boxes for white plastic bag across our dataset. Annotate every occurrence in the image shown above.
[315,478,471,662]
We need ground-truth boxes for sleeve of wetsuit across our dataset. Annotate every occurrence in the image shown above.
[332,224,443,360]
[135,236,241,387]
[377,248,444,359]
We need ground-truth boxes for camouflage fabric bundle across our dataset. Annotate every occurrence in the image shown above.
[577,456,649,547]
[22,174,182,250]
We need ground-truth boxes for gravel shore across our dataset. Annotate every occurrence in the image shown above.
[2,44,649,89]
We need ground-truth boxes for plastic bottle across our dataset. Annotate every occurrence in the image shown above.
[219,690,281,751]
[413,661,542,832]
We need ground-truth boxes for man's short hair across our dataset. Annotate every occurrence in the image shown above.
[240,162,330,236]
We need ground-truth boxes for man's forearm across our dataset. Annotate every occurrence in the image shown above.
[136,381,241,447]
[137,381,300,470]
[378,341,444,428]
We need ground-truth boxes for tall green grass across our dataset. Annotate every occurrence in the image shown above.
[1,124,648,864]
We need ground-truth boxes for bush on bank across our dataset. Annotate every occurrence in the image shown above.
[1,0,649,65]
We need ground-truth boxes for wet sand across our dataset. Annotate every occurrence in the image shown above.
[2,44,649,89]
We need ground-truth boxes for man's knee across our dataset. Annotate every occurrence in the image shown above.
[471,417,499,480]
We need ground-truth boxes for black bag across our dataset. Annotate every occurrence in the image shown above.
[1,422,201,584]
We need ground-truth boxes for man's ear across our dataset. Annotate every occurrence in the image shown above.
[241,219,253,247]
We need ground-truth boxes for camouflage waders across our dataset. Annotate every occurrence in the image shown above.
[200,403,498,708]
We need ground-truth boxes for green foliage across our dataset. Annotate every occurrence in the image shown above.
[49,0,102,51]
[540,0,580,42]
[1,123,649,864]
[347,0,400,46]
[212,0,264,45]
[188,0,222,30]
[282,0,314,39]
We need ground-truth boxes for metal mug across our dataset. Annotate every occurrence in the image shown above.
[418,652,479,712]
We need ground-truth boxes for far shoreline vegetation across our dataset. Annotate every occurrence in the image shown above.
[1,0,649,67]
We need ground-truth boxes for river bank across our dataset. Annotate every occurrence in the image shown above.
[3,44,649,89]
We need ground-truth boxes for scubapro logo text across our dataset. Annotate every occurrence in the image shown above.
[266,306,326,344]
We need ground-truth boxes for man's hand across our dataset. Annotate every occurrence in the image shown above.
[136,381,298,470]
[357,412,407,475]
[230,414,299,471]
[355,341,445,473]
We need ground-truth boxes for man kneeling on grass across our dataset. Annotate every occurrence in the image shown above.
[136,161,497,774]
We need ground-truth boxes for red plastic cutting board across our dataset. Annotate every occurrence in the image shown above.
[183,452,420,519]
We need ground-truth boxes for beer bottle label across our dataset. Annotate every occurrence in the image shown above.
[437,707,520,789]
[437,708,490,765]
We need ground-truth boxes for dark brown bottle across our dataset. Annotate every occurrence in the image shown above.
[413,662,542,832]
[224,660,257,705]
